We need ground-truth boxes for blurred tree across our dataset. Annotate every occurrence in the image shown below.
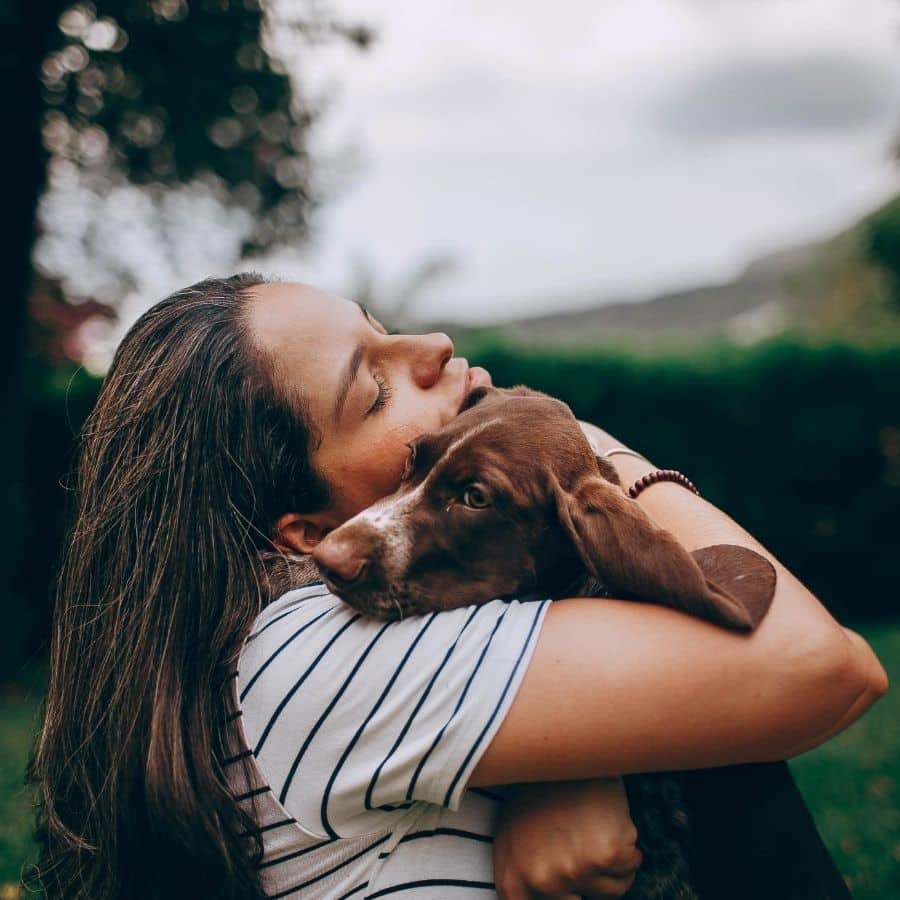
[0,0,371,680]
[865,197,900,307]
[40,0,371,252]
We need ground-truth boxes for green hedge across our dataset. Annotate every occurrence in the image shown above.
[461,335,900,623]
[7,365,102,681]
[9,338,900,677]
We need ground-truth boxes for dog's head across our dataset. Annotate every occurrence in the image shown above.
[311,386,576,617]
[312,385,775,629]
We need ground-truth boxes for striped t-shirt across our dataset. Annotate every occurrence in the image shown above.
[225,583,550,899]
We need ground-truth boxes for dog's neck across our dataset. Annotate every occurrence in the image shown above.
[258,550,321,599]
[559,570,609,599]
[528,540,610,601]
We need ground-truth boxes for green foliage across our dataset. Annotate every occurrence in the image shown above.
[41,0,371,251]
[791,622,900,899]
[13,364,103,673]
[459,334,900,622]
[865,197,900,308]
[0,663,45,897]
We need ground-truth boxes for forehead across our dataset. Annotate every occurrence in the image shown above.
[247,282,356,365]
[245,281,359,417]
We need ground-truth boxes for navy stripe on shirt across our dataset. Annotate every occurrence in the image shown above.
[235,785,270,802]
[365,604,483,812]
[238,817,297,839]
[365,879,495,897]
[320,613,438,833]
[405,605,511,802]
[266,833,390,899]
[278,622,394,815]
[221,749,254,766]
[253,614,362,755]
[245,586,330,643]
[443,600,548,806]
[256,836,337,870]
[400,827,493,845]
[240,607,332,702]
[377,828,494,858]
[335,882,369,900]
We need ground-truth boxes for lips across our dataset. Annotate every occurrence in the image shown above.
[457,363,493,414]
[467,366,492,389]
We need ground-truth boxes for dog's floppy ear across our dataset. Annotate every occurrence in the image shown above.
[554,475,775,631]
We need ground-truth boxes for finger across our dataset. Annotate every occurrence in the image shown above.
[588,843,643,878]
[579,870,638,900]
[494,874,523,900]
[495,874,548,900]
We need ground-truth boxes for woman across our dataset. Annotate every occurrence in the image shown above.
[30,273,887,900]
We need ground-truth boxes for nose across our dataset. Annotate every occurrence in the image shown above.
[312,534,371,588]
[410,332,453,389]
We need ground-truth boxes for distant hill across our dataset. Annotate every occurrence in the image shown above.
[450,197,900,349]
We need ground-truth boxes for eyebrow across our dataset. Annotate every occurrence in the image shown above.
[331,303,370,425]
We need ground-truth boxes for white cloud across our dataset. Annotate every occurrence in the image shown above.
[262,0,900,324]
[657,53,899,139]
[46,0,899,341]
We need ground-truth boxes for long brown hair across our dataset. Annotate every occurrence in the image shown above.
[28,273,330,899]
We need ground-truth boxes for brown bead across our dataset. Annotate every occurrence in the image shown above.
[627,468,701,500]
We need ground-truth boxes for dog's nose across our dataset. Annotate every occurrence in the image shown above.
[313,536,370,587]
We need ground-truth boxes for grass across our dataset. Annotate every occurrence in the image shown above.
[1,624,897,898]
[0,675,43,898]
[790,622,900,898]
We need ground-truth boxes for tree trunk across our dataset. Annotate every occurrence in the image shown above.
[0,0,61,681]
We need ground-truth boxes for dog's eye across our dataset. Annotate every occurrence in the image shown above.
[401,445,416,481]
[461,485,490,509]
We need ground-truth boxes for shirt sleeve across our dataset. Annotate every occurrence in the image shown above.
[237,587,550,839]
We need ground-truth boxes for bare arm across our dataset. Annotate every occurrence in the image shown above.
[469,437,887,787]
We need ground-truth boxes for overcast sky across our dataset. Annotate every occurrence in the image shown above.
[264,0,900,324]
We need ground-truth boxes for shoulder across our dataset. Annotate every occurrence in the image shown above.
[235,590,551,834]
[240,587,549,686]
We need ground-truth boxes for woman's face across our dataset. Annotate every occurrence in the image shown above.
[248,282,491,545]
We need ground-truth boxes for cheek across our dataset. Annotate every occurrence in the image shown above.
[331,425,420,508]
[370,424,420,481]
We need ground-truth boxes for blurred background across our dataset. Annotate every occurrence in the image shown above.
[2,0,899,896]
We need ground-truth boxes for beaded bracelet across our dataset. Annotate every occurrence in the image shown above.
[627,469,701,500]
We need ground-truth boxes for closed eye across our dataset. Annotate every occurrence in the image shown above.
[367,373,393,415]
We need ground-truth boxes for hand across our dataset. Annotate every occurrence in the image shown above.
[493,778,642,900]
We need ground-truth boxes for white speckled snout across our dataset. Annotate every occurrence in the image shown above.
[340,481,427,582]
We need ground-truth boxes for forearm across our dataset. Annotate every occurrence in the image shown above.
[471,430,887,786]
[607,450,888,722]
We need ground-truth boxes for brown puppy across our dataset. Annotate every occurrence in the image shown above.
[309,385,780,900]
[312,385,776,631]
